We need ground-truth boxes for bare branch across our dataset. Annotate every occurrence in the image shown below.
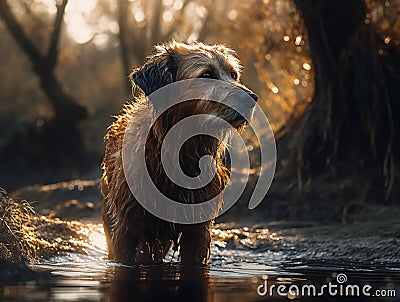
[198,0,215,41]
[118,0,131,87]
[198,12,212,41]
[0,0,43,63]
[47,0,68,70]
[150,0,163,44]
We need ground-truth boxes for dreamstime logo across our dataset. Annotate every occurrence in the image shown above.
[122,79,276,224]
[257,273,397,298]
[336,273,347,284]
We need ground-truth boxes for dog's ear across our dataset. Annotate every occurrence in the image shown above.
[130,50,177,96]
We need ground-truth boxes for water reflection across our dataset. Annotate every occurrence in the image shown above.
[104,265,209,302]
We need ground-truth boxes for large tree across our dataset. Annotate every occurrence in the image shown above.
[0,0,91,189]
[0,0,87,126]
[288,0,400,200]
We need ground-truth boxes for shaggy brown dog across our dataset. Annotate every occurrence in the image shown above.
[101,41,258,265]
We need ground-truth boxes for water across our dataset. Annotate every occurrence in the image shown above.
[1,223,399,301]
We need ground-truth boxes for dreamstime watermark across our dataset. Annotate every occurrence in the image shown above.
[257,273,397,298]
[122,79,277,224]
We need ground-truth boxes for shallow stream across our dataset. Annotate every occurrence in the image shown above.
[1,221,399,301]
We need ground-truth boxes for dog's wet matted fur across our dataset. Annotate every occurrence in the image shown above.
[101,41,258,265]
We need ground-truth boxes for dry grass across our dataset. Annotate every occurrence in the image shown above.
[0,188,93,264]
[0,188,37,263]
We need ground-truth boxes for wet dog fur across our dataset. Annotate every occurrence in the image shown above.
[101,41,258,265]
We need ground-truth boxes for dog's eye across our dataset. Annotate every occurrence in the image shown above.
[231,71,238,80]
[200,71,213,78]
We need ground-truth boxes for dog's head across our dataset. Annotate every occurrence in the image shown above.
[130,41,258,130]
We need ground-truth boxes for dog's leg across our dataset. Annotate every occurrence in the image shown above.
[152,239,173,262]
[102,200,115,259]
[135,239,152,263]
[136,236,172,263]
[111,229,139,265]
[180,222,212,264]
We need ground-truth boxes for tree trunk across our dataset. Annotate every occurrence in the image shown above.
[0,0,92,188]
[35,66,87,126]
[293,0,367,163]
[290,0,400,199]
[117,0,132,93]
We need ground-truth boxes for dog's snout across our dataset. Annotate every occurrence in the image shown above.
[247,91,258,102]
[241,88,258,102]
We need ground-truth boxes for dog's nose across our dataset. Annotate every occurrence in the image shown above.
[246,91,258,102]
[239,86,258,103]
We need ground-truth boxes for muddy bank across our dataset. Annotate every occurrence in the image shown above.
[9,179,400,268]
[215,219,400,267]
[269,220,400,265]
[0,187,102,284]
[12,178,400,224]
[4,179,400,274]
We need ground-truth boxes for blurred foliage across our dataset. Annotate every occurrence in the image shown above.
[367,0,400,42]
[201,0,313,132]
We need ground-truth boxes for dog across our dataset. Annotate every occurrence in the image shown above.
[101,41,258,265]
